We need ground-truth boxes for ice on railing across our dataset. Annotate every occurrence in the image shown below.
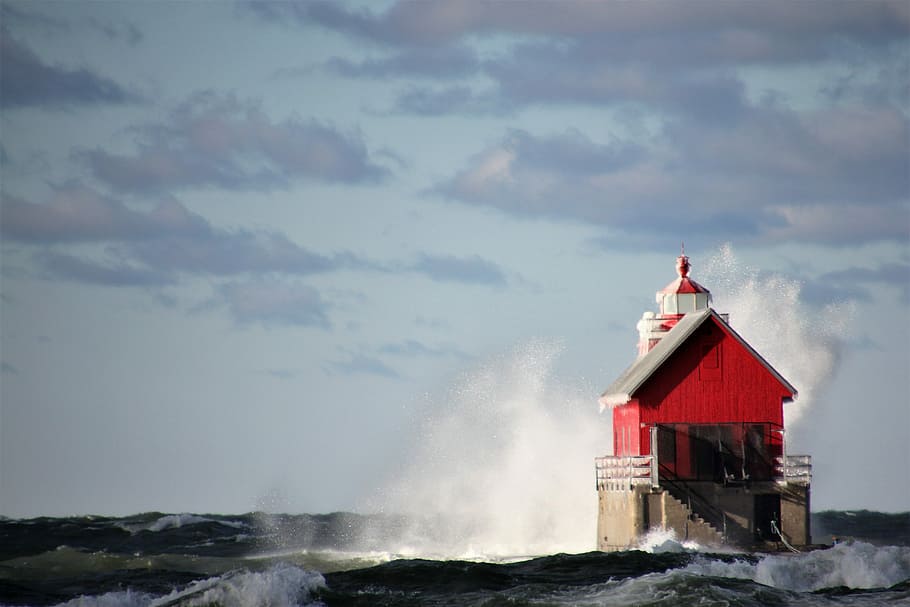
[595,453,811,491]
[774,454,812,484]
[595,456,654,491]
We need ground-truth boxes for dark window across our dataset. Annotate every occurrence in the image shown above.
[745,424,773,480]
[690,425,718,481]
[658,425,676,465]
[754,494,781,540]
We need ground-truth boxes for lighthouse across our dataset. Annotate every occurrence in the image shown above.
[596,252,811,551]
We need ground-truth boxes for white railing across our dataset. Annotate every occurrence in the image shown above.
[596,453,811,490]
[595,455,654,491]
[775,454,812,484]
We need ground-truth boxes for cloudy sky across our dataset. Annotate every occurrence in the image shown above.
[1,1,908,519]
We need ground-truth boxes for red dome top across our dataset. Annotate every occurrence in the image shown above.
[660,254,711,295]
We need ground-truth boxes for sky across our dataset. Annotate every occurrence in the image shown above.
[1,1,908,520]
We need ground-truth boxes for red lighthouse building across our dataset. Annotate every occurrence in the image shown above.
[596,252,811,550]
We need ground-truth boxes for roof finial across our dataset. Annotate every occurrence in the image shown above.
[676,244,690,278]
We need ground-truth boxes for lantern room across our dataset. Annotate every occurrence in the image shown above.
[636,252,713,356]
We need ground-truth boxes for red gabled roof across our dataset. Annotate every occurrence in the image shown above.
[600,308,797,408]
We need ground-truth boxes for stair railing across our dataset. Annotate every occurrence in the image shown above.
[657,462,728,534]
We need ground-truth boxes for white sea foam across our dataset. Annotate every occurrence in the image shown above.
[49,564,325,607]
[547,542,910,606]
[685,541,910,591]
[636,528,701,553]
[51,590,158,607]
[156,564,324,607]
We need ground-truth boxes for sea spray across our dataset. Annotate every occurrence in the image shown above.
[636,528,702,554]
[682,541,910,592]
[702,244,852,428]
[367,339,608,558]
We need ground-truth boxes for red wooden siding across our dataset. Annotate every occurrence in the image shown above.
[636,318,790,426]
[611,315,793,458]
[612,401,641,456]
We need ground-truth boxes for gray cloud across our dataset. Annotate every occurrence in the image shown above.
[0,4,69,35]
[326,351,401,379]
[266,1,908,50]
[816,262,910,304]
[771,262,910,309]
[2,186,513,294]
[217,278,331,328]
[1,362,18,375]
[323,339,472,380]
[797,276,873,307]
[2,4,142,46]
[324,45,479,78]
[0,184,208,243]
[820,63,910,109]
[37,251,175,287]
[79,92,389,193]
[87,17,143,46]
[126,230,343,277]
[264,369,299,380]
[392,85,508,116]
[664,106,910,207]
[0,29,139,109]
[1,185,361,285]
[293,1,907,126]
[410,253,507,286]
[433,112,909,246]
[379,339,470,360]
[379,55,749,121]
[486,43,750,123]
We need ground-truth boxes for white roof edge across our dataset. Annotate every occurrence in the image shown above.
[600,309,713,401]
[599,392,631,408]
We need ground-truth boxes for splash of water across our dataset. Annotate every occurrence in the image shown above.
[367,340,608,558]
[702,244,852,428]
[683,541,910,591]
[636,528,701,553]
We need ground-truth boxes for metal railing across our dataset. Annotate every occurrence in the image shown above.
[595,455,654,491]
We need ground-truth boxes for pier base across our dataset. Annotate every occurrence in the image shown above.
[597,482,811,552]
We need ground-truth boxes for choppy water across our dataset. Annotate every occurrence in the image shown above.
[1,510,908,606]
